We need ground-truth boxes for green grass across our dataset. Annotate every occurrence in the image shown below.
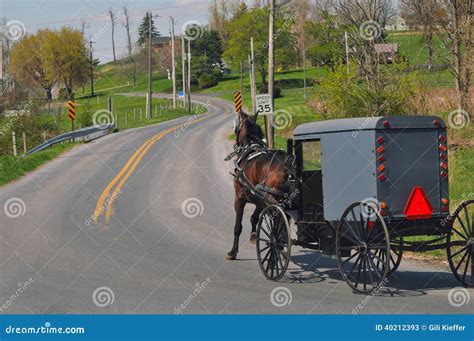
[0,142,76,185]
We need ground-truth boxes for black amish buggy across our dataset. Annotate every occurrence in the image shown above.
[254,115,473,294]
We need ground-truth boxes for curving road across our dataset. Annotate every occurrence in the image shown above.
[0,94,472,314]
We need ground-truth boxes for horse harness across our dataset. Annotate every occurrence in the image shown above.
[225,142,292,205]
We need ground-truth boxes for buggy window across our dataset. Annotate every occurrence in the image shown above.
[302,140,321,171]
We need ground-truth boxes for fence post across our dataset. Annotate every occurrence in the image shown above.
[134,108,136,122]
[155,105,157,117]
[115,113,119,130]
[22,132,27,154]
[125,111,128,128]
[12,132,17,156]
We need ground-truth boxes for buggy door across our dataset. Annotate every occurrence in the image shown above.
[384,130,442,218]
[297,140,324,222]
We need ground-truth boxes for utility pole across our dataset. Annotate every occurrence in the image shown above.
[345,31,350,75]
[187,39,191,113]
[147,12,153,119]
[250,38,257,114]
[89,40,95,97]
[248,55,255,114]
[267,0,275,148]
[240,60,243,98]
[303,42,307,100]
[170,17,177,109]
[181,36,187,109]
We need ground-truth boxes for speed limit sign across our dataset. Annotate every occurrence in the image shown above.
[255,94,273,116]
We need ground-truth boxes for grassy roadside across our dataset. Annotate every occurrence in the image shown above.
[0,142,76,186]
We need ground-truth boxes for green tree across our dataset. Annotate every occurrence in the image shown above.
[9,29,56,100]
[305,11,346,71]
[137,12,160,45]
[223,7,297,84]
[42,27,89,98]
[191,30,224,67]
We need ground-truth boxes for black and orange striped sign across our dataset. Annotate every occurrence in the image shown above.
[234,91,242,113]
[66,99,77,121]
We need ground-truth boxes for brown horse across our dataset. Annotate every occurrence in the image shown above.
[226,110,293,260]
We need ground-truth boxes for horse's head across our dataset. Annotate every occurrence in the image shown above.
[234,110,264,147]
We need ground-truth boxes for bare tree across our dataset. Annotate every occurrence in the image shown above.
[440,0,473,116]
[336,0,396,89]
[80,18,88,34]
[109,9,116,63]
[291,0,312,67]
[123,6,132,58]
[122,6,136,85]
[401,0,446,70]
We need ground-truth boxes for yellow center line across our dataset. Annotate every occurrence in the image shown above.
[93,113,215,225]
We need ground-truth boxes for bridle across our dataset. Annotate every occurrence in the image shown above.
[235,116,264,147]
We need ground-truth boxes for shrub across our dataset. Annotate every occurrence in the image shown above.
[198,74,219,89]
[314,62,419,119]
[257,84,282,98]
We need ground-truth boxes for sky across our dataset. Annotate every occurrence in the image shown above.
[1,0,212,63]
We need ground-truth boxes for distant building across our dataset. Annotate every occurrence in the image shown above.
[385,16,408,31]
[374,43,399,64]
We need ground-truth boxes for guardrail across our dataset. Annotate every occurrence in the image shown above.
[26,124,115,155]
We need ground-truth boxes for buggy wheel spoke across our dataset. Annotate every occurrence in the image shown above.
[367,251,384,279]
[350,209,362,240]
[454,249,469,272]
[347,253,362,280]
[454,218,469,240]
[342,218,360,241]
[259,245,270,254]
[342,251,360,266]
[366,255,377,285]
[451,246,468,259]
[461,253,470,283]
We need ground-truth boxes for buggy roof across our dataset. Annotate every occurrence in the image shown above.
[294,116,445,139]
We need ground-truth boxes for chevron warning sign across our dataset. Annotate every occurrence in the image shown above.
[66,98,77,122]
[234,91,242,113]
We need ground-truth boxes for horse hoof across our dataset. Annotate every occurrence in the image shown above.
[226,253,237,260]
[250,232,257,244]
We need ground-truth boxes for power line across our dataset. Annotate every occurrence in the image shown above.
[24,2,208,28]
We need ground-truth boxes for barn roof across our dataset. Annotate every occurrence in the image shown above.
[294,116,446,138]
[374,43,399,53]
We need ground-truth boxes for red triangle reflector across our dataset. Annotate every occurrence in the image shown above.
[404,187,433,220]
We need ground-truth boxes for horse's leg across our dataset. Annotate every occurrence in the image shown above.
[249,204,263,244]
[227,195,246,260]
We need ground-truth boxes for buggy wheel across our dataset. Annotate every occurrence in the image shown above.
[447,200,473,287]
[374,236,403,276]
[256,205,291,281]
[336,202,390,294]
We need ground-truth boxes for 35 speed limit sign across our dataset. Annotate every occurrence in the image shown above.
[255,94,273,115]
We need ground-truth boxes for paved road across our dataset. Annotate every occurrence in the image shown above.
[0,94,472,314]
